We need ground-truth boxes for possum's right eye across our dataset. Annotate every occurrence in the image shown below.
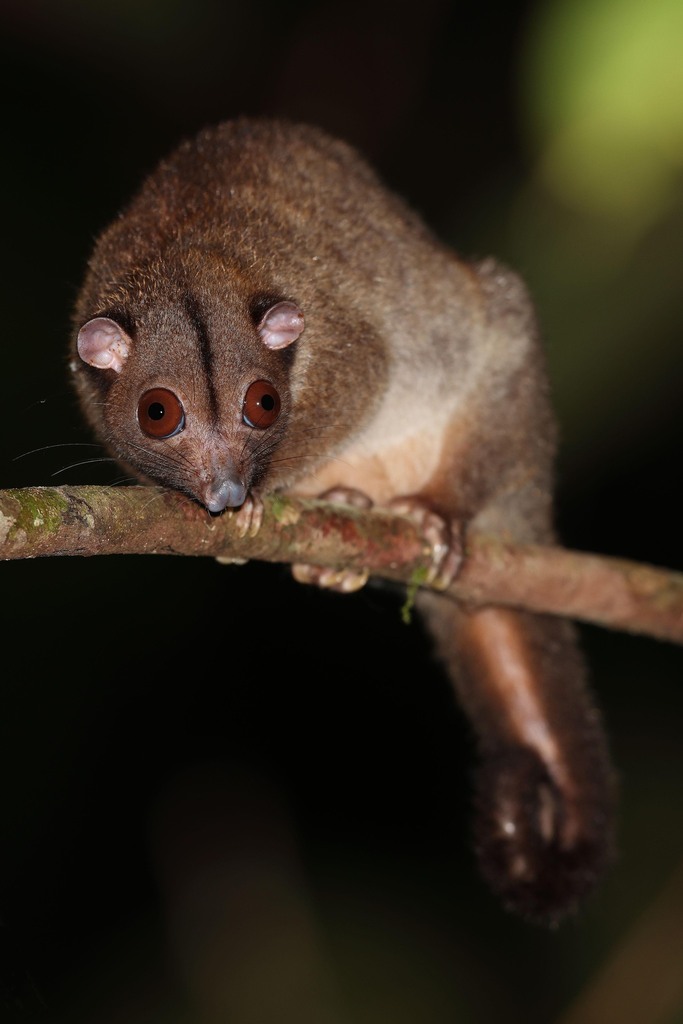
[137,388,186,439]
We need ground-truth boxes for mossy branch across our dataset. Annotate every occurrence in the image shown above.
[1,484,682,644]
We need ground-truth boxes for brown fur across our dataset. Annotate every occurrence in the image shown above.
[71,118,616,923]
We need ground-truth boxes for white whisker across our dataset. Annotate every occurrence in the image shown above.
[51,457,118,476]
[13,442,104,461]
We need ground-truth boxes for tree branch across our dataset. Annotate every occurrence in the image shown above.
[1,485,682,644]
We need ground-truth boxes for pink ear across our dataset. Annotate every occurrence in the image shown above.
[257,301,304,350]
[77,317,131,373]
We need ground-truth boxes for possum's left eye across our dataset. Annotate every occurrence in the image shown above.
[242,380,281,428]
[137,388,186,438]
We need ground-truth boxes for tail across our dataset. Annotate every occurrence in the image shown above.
[417,594,617,925]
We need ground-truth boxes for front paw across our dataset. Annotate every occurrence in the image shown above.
[388,497,462,589]
[291,563,370,592]
[215,495,265,565]
[232,494,265,538]
[292,486,373,593]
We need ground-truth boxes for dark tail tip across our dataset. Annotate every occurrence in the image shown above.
[472,746,617,926]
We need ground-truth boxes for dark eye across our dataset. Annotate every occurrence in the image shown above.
[137,388,185,438]
[242,380,281,428]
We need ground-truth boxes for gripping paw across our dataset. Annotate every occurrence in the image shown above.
[215,494,264,566]
[291,564,370,592]
[292,487,373,593]
[388,497,462,589]
[232,494,265,539]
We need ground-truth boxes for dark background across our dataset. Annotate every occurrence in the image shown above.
[1,1,682,1022]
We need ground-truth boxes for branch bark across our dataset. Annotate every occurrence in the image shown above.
[1,485,682,644]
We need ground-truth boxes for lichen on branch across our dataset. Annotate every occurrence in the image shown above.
[1,484,682,644]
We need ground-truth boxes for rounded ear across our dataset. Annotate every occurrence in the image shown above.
[77,317,132,373]
[257,301,304,350]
